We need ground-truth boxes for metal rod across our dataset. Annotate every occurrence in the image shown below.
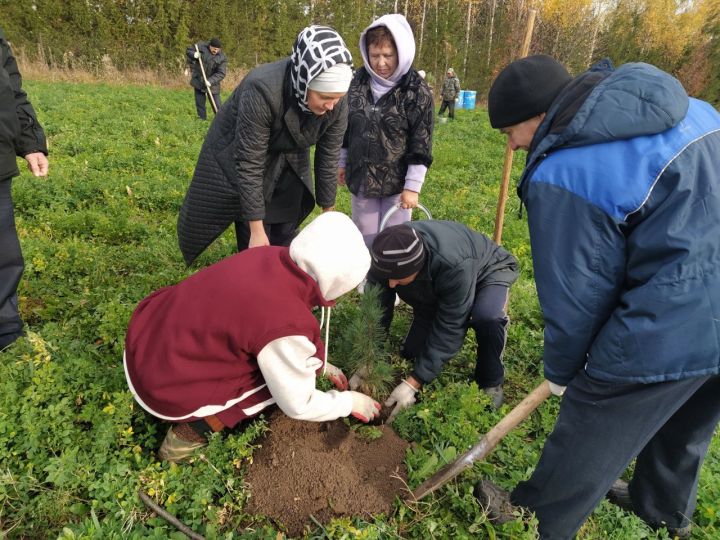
[138,490,206,540]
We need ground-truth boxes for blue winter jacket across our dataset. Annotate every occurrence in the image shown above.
[517,60,720,386]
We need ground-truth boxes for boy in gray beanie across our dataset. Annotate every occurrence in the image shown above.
[350,221,518,419]
[479,55,720,539]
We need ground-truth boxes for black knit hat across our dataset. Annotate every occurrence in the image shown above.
[488,55,572,129]
[209,37,222,48]
[370,224,427,280]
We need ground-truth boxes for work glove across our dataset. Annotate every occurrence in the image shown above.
[324,362,348,391]
[193,51,201,59]
[385,380,417,423]
[348,366,369,391]
[205,80,212,88]
[349,391,381,423]
[548,381,566,396]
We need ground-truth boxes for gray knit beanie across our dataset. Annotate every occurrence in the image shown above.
[370,225,426,280]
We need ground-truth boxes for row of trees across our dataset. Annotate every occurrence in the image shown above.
[2,0,718,104]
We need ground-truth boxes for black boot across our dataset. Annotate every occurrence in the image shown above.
[606,479,692,539]
[606,479,634,512]
[482,385,504,409]
[474,480,522,524]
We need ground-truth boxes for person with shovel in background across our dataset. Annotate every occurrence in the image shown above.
[352,221,519,416]
[186,37,227,120]
[178,26,353,266]
[337,13,434,251]
[475,55,720,539]
[124,212,381,462]
[0,27,49,351]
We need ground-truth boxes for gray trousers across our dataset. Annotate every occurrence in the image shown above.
[512,370,720,539]
[350,191,410,248]
[0,177,24,345]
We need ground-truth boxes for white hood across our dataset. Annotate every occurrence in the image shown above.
[289,212,370,301]
[360,13,416,85]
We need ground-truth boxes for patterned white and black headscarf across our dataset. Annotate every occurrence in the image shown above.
[290,25,353,112]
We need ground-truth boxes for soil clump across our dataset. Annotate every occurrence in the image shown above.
[244,410,409,537]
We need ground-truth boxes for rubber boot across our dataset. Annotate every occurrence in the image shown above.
[158,425,207,463]
[606,479,692,539]
[474,479,521,524]
[483,385,504,409]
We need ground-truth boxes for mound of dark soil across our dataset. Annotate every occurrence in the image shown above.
[244,410,409,537]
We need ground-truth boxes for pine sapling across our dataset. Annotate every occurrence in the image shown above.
[337,285,394,400]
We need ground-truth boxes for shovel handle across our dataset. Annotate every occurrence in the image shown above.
[408,380,552,501]
[195,44,218,114]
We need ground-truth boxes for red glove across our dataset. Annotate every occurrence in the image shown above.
[350,392,381,422]
[324,362,348,391]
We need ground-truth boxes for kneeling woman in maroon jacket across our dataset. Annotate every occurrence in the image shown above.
[124,212,380,462]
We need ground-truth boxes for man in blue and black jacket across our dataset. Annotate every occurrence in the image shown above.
[476,55,720,539]
[0,27,49,350]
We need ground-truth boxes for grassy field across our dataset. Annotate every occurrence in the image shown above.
[0,80,718,539]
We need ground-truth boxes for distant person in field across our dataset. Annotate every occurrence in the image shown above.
[125,212,381,462]
[353,221,519,414]
[178,25,353,266]
[338,14,434,251]
[475,55,720,540]
[0,27,49,351]
[438,67,460,120]
[186,37,227,120]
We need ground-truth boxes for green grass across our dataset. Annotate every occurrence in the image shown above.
[0,80,717,539]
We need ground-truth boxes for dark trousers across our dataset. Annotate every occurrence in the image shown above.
[511,371,720,539]
[194,88,221,120]
[0,177,24,346]
[234,220,298,252]
[396,284,508,388]
[438,99,456,119]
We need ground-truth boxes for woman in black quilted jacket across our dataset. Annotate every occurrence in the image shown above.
[178,26,353,265]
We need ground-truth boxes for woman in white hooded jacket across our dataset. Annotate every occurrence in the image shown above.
[125,212,381,462]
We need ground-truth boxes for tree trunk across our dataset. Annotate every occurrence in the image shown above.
[433,0,439,81]
[444,0,451,73]
[486,0,497,67]
[419,0,427,57]
[462,1,473,81]
[587,18,600,66]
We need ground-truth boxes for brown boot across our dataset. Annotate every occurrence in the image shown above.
[474,479,521,524]
[158,424,207,463]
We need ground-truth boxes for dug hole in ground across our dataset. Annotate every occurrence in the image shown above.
[244,409,409,537]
